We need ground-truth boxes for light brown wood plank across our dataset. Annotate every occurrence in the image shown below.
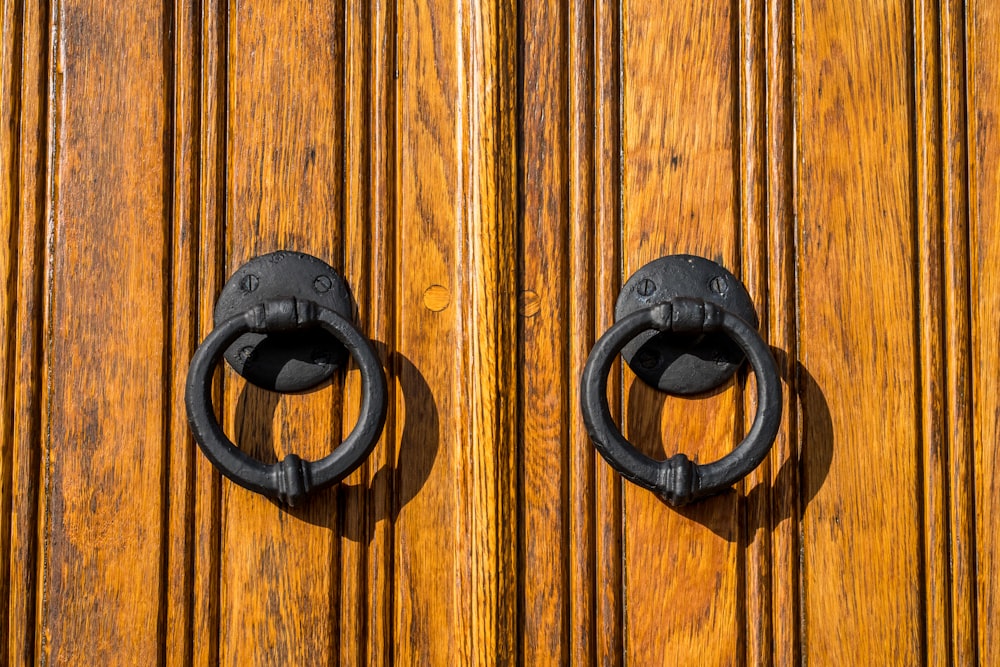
[567,0,598,662]
[795,0,924,661]
[914,0,950,662]
[190,0,225,663]
[0,0,21,651]
[736,0,771,663]
[970,1,1000,662]
[593,0,624,661]
[218,1,346,663]
[519,0,570,661]
[164,0,201,662]
[620,1,741,663]
[394,0,517,662]
[392,0,464,659]
[763,0,800,663]
[6,0,49,663]
[940,0,978,660]
[340,0,396,662]
[40,0,171,662]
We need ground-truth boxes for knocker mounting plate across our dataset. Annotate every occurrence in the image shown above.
[616,254,758,395]
[214,251,352,392]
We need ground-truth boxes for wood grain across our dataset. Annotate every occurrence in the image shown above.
[191,0,225,663]
[593,0,624,662]
[218,1,347,663]
[970,1,1000,663]
[796,0,923,662]
[39,0,171,662]
[394,0,517,663]
[620,1,741,663]
[5,0,49,662]
[763,0,800,663]
[164,0,200,662]
[519,0,570,661]
[0,0,20,652]
[2,0,998,663]
[338,0,396,663]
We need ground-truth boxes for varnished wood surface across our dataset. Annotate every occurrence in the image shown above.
[0,0,997,664]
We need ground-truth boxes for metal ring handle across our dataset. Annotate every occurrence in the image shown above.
[581,297,782,505]
[185,296,388,506]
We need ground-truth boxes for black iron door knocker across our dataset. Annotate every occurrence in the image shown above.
[186,251,387,506]
[581,254,782,505]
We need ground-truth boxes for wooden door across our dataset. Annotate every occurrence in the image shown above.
[2,0,998,664]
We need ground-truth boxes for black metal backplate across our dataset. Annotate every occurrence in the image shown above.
[616,255,758,395]
[214,251,352,393]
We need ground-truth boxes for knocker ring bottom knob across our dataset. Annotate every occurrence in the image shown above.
[185,296,387,506]
[580,297,782,505]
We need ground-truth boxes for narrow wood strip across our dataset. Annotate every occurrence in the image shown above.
[0,0,22,652]
[393,0,466,658]
[340,0,369,661]
[940,1,978,660]
[361,0,396,661]
[795,0,924,660]
[191,0,225,663]
[913,0,950,663]
[620,1,741,662]
[568,0,597,662]
[5,1,49,664]
[518,0,570,660]
[460,2,518,659]
[736,0,771,662]
[340,0,397,662]
[967,1,998,662]
[765,0,800,663]
[164,0,201,662]
[15,1,55,663]
[594,0,623,661]
[218,0,347,662]
[39,0,171,660]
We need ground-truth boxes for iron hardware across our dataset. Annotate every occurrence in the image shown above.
[185,252,387,506]
[580,255,781,505]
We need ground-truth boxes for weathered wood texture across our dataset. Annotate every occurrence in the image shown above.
[971,1,1000,664]
[1,0,998,664]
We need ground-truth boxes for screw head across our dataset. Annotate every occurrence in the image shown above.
[313,275,333,293]
[239,274,259,293]
[238,346,254,362]
[709,275,728,295]
[637,278,656,297]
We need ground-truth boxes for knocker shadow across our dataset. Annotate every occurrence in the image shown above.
[234,342,439,535]
[624,347,833,540]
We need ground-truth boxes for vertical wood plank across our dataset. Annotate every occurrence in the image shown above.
[593,0,623,661]
[619,1,741,663]
[519,0,570,660]
[764,0,800,663]
[218,1,346,663]
[795,0,924,661]
[914,0,950,662]
[567,0,597,662]
[39,0,171,662]
[394,0,517,662]
[190,0,225,663]
[164,0,200,662]
[939,0,977,660]
[969,1,999,662]
[6,0,48,663]
[736,0,770,662]
[0,0,21,651]
[340,0,396,663]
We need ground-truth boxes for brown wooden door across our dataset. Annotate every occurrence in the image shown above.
[2,0,998,664]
